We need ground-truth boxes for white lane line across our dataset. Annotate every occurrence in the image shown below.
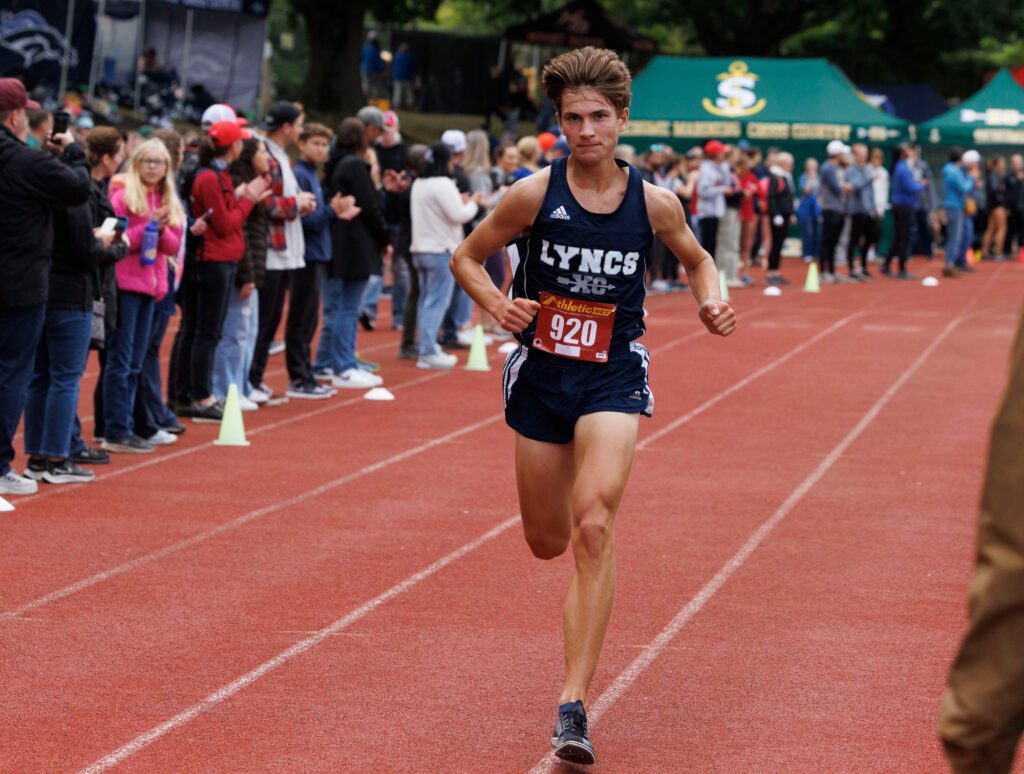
[77,513,523,774]
[638,311,863,451]
[527,282,999,774]
[1,412,504,624]
[71,308,858,770]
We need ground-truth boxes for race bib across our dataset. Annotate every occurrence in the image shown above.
[532,292,616,363]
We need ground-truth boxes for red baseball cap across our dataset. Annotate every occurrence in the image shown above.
[208,120,250,148]
[704,139,726,156]
[0,79,41,111]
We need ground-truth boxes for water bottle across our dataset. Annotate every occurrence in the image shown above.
[140,218,159,266]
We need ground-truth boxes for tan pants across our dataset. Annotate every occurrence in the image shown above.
[939,301,1024,773]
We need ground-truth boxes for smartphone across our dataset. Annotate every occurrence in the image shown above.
[113,216,128,235]
[51,111,70,139]
[197,208,214,222]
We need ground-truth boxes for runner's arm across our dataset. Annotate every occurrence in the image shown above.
[646,183,737,337]
[450,173,547,332]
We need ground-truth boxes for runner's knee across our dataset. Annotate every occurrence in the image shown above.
[572,495,615,561]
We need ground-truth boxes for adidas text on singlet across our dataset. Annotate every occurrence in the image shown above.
[506,157,654,361]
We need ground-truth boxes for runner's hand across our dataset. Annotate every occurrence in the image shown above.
[494,297,540,333]
[698,299,736,337]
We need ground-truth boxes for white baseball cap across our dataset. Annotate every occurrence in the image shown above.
[962,149,981,165]
[826,140,851,156]
[441,129,467,154]
[201,103,237,130]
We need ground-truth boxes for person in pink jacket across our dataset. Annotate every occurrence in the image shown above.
[103,139,184,453]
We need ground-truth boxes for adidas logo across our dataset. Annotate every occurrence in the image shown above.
[549,205,571,221]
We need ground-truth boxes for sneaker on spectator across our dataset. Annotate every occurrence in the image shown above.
[191,400,225,424]
[650,279,670,293]
[356,357,381,373]
[0,469,39,494]
[36,459,96,485]
[145,429,178,445]
[24,458,48,481]
[268,340,286,356]
[238,395,260,412]
[102,436,156,454]
[162,420,186,434]
[71,446,110,465]
[313,367,335,382]
[359,311,376,331]
[286,380,335,399]
[417,352,458,370]
[332,368,383,389]
[250,383,289,406]
[248,386,270,404]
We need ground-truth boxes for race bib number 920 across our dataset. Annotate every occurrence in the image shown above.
[533,292,616,363]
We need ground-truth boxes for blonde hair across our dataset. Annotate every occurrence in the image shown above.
[123,139,185,227]
[542,47,632,115]
[461,129,491,175]
[516,135,540,164]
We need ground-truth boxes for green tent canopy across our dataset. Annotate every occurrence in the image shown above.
[623,56,911,152]
[920,69,1024,146]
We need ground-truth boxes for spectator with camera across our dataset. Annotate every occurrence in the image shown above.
[23,127,129,485]
[0,78,92,496]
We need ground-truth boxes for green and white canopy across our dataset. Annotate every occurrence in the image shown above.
[919,69,1024,146]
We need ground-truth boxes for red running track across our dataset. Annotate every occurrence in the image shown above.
[1,260,1022,773]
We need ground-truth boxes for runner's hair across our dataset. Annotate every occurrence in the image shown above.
[541,47,632,115]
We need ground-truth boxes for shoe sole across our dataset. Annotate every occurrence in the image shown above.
[285,392,334,399]
[553,740,596,765]
[72,457,110,466]
[416,362,455,370]
[24,469,47,481]
[191,416,223,424]
[0,484,38,495]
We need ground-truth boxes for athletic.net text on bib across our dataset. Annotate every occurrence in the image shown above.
[533,292,616,362]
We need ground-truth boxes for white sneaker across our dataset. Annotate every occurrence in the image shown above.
[268,340,286,356]
[145,429,178,445]
[417,352,458,370]
[331,368,383,389]
[0,470,38,495]
[238,396,260,412]
[248,386,269,404]
[650,279,670,292]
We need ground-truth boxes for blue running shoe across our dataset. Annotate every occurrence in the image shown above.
[551,700,595,765]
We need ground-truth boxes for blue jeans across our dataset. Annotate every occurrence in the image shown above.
[413,251,455,358]
[945,207,965,268]
[961,216,975,268]
[361,273,383,322]
[24,308,93,459]
[0,304,46,475]
[212,287,259,399]
[442,284,473,342]
[391,253,409,329]
[138,299,178,431]
[103,290,155,439]
[318,276,368,373]
[798,211,821,259]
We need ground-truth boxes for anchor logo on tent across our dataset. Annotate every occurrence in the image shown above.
[702,61,767,118]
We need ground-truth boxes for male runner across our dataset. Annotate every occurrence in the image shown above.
[450,47,736,765]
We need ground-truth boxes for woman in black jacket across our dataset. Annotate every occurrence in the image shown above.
[766,151,796,286]
[23,127,127,484]
[318,117,390,389]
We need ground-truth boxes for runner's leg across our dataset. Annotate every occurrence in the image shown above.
[515,432,575,559]
[561,411,639,706]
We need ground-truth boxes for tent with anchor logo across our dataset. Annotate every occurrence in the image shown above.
[622,56,911,153]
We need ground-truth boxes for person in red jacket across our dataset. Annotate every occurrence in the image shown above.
[187,120,269,422]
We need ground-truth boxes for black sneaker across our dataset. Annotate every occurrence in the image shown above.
[24,457,48,481]
[191,400,225,424]
[102,436,156,454]
[40,459,96,484]
[359,311,375,331]
[551,700,596,765]
[162,421,186,435]
[285,380,334,400]
[71,446,110,465]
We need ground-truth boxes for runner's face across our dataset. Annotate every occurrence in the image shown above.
[559,88,626,165]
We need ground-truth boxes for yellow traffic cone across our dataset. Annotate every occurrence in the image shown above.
[718,270,730,303]
[214,383,250,446]
[464,324,491,371]
[0,495,14,512]
[803,262,821,293]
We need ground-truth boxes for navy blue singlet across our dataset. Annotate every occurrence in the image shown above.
[507,157,654,357]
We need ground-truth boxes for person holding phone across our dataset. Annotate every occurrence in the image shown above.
[0,78,92,496]
[103,139,185,453]
[24,127,128,483]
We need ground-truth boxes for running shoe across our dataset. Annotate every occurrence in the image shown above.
[102,436,156,454]
[398,345,418,360]
[286,381,335,399]
[313,367,335,382]
[71,446,110,465]
[24,458,48,481]
[0,470,38,495]
[145,429,178,446]
[162,421,187,435]
[32,459,96,485]
[331,369,383,389]
[417,352,457,370]
[551,700,596,765]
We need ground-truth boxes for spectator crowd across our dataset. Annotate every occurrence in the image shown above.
[0,74,1008,497]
